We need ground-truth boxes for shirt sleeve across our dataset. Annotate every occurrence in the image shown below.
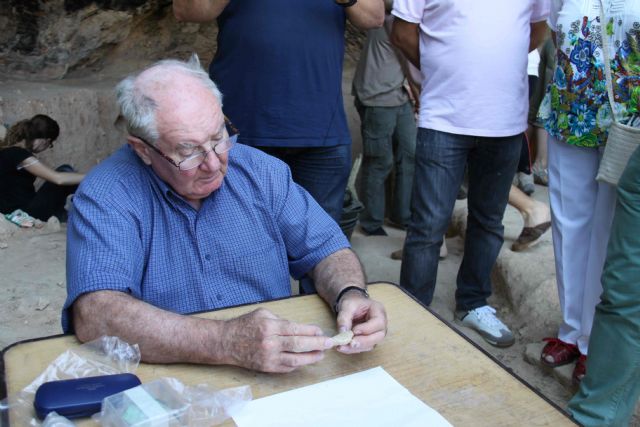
[62,178,144,333]
[391,0,425,24]
[531,0,551,23]
[0,147,33,174]
[268,162,350,280]
[547,0,563,30]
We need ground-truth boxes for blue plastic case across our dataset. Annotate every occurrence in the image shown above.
[33,373,141,420]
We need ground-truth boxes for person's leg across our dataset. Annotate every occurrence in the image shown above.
[358,106,396,234]
[532,39,554,185]
[532,125,549,185]
[569,149,640,427]
[516,133,535,196]
[578,177,616,356]
[400,128,469,306]
[389,101,417,227]
[455,134,521,311]
[508,185,550,228]
[517,133,532,175]
[23,164,77,221]
[516,75,538,195]
[547,136,601,348]
[509,184,551,252]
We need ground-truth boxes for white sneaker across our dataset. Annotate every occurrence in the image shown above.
[455,305,515,347]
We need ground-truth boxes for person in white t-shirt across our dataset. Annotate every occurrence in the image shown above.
[390,0,550,348]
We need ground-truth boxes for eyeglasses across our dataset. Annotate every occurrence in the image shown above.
[134,117,239,171]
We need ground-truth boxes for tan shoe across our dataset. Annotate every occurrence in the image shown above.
[512,221,551,252]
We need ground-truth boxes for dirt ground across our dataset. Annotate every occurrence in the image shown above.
[0,224,67,351]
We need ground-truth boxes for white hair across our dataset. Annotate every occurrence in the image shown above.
[115,54,223,143]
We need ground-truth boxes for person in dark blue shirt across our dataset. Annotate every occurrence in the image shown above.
[173,0,384,293]
[65,58,387,373]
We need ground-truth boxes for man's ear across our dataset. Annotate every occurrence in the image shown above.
[127,135,152,165]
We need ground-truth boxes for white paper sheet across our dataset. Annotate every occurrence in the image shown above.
[231,366,452,427]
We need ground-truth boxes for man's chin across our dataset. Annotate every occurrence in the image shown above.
[193,178,223,198]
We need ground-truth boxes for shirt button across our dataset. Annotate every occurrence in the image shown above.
[216,294,222,301]
[205,254,211,261]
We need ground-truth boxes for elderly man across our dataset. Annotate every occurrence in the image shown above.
[391,0,549,348]
[63,58,387,373]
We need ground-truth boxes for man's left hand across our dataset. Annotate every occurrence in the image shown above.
[334,294,387,353]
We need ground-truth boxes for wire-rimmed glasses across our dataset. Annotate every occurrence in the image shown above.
[134,116,239,171]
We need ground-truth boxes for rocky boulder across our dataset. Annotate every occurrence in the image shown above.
[0,0,217,80]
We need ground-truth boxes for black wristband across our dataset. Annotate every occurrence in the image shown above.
[333,285,369,313]
[335,0,357,7]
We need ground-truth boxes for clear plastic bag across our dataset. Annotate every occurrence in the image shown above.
[0,336,140,426]
[95,377,251,427]
[1,336,251,426]
[24,336,141,395]
[41,411,75,427]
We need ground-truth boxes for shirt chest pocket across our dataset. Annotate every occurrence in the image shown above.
[215,233,290,293]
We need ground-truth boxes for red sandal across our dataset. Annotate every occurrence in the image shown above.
[540,338,580,367]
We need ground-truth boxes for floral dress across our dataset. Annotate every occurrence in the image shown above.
[539,0,640,148]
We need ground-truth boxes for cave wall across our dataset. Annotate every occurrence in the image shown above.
[0,0,217,80]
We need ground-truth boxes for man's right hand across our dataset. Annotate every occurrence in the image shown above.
[218,308,334,373]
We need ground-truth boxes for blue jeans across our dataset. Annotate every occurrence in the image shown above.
[356,100,416,232]
[400,128,521,310]
[257,145,351,294]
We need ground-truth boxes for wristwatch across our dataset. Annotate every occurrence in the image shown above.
[333,285,369,313]
[335,0,357,7]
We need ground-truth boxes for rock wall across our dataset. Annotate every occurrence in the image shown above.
[0,0,217,80]
[0,79,122,172]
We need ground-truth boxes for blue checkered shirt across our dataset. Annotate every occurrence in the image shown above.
[63,144,349,332]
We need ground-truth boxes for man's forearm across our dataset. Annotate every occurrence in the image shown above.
[390,19,420,70]
[529,21,549,52]
[173,0,229,22]
[310,248,367,310]
[345,0,385,30]
[73,291,226,365]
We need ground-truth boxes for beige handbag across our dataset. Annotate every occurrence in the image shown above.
[595,0,640,186]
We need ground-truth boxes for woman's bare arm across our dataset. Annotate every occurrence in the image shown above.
[21,157,84,185]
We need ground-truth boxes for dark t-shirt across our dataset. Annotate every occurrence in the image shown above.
[209,0,351,148]
[0,147,36,213]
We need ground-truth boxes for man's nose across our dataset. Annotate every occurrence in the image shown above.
[200,150,221,171]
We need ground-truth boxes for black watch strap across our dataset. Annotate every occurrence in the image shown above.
[333,285,369,313]
[335,0,358,7]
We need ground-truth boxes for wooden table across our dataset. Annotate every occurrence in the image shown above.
[1,282,575,426]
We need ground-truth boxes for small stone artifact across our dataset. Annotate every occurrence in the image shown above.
[331,330,354,346]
